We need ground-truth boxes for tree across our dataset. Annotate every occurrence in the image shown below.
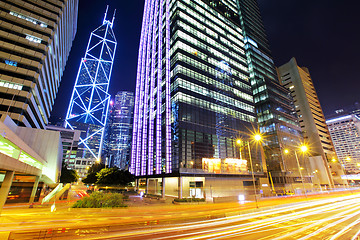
[88,163,105,173]
[82,172,98,184]
[96,168,134,185]
[81,163,105,184]
[60,164,79,183]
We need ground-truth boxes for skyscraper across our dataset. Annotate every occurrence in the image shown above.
[65,7,117,160]
[46,125,81,170]
[278,57,345,187]
[103,91,134,169]
[132,0,271,199]
[0,0,79,128]
[238,0,311,192]
[327,115,360,175]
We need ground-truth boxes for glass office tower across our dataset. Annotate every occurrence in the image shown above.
[103,91,134,169]
[65,8,117,160]
[238,0,312,192]
[132,0,271,199]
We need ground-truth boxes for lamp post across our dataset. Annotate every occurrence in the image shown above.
[247,134,262,208]
[313,170,322,191]
[334,157,350,189]
[236,139,243,159]
[285,145,308,198]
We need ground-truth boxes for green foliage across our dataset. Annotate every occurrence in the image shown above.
[82,172,98,184]
[173,198,205,202]
[60,164,78,183]
[81,163,104,184]
[82,164,134,186]
[88,163,105,174]
[96,168,134,185]
[72,192,127,208]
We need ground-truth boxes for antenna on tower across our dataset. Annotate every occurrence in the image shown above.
[103,5,109,25]
[111,9,116,28]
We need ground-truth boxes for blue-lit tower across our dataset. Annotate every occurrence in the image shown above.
[65,7,117,160]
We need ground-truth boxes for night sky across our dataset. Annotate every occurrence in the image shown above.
[51,0,360,120]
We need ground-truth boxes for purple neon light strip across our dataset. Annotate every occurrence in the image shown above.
[130,0,148,175]
[165,0,172,173]
[147,0,159,176]
[135,0,151,176]
[141,0,155,176]
[156,0,164,175]
[136,0,151,176]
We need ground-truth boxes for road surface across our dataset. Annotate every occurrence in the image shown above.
[3,192,360,239]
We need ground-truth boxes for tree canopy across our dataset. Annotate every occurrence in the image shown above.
[82,163,134,186]
[60,164,79,183]
[96,168,134,185]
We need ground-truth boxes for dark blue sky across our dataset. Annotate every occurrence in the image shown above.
[51,0,360,120]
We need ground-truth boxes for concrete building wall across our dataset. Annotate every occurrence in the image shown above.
[0,0,79,128]
[14,126,62,183]
[277,58,346,187]
[327,115,360,175]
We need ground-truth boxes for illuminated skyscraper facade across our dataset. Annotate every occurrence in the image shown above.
[238,0,312,192]
[65,7,117,160]
[132,0,271,199]
[0,0,79,128]
[327,115,360,175]
[103,91,134,169]
[278,58,345,187]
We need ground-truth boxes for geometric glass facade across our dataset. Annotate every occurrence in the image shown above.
[65,7,117,159]
[103,91,134,169]
[238,0,308,185]
[131,0,265,178]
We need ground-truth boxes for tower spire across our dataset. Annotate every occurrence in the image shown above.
[111,9,116,28]
[103,5,109,25]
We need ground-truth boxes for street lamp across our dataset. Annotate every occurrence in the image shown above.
[236,139,243,159]
[284,145,308,198]
[313,170,322,191]
[333,158,350,188]
[247,133,262,208]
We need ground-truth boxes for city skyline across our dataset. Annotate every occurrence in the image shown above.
[51,0,360,120]
[2,2,360,237]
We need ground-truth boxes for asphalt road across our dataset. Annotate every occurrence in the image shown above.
[87,194,360,240]
[4,192,360,240]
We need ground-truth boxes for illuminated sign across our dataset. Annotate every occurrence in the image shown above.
[224,158,248,173]
[202,158,248,174]
[202,158,221,173]
[341,175,360,180]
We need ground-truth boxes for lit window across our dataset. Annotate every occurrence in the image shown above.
[0,79,23,90]
[5,59,17,67]
[10,11,48,28]
[25,34,42,44]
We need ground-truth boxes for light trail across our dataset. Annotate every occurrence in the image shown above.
[181,199,360,240]
[282,206,360,240]
[329,217,360,240]
[351,228,360,240]
[92,193,360,240]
